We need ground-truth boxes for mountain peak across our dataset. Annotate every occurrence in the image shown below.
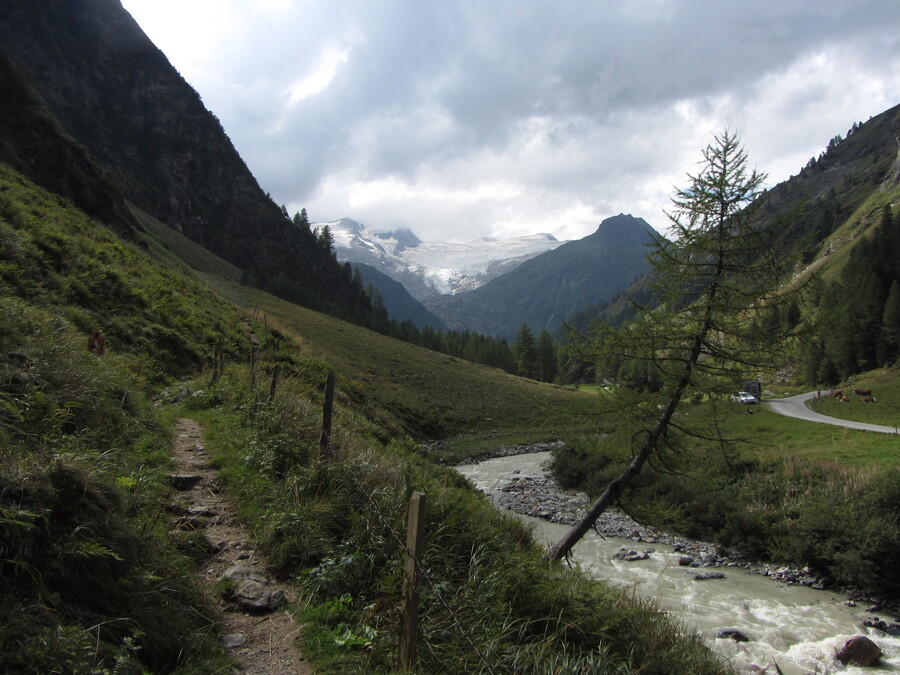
[372,227,422,252]
[324,218,566,298]
[597,213,649,231]
[330,217,364,234]
[591,214,658,243]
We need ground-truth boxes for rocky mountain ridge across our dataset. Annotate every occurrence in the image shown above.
[323,217,565,300]
[426,214,658,339]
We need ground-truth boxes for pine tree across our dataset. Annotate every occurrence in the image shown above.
[882,279,900,363]
[318,225,335,254]
[293,208,311,230]
[513,324,537,379]
[549,130,794,561]
[536,330,558,382]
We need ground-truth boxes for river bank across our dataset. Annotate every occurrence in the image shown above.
[460,445,898,617]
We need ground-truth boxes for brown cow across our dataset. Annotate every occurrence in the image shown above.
[853,389,872,397]
[840,396,850,402]
[861,396,877,403]
[831,389,843,398]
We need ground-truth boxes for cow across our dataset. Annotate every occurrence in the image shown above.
[860,396,877,403]
[853,389,872,397]
[840,396,851,402]
[831,389,843,398]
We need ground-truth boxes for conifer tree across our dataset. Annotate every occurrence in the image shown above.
[536,329,558,382]
[882,279,900,363]
[549,130,794,561]
[513,324,537,378]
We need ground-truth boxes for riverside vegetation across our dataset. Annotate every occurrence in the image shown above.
[0,167,730,670]
[548,399,900,600]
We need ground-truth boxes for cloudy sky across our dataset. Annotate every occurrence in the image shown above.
[120,0,900,242]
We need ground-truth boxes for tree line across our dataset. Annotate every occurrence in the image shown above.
[276,207,565,383]
[364,310,561,384]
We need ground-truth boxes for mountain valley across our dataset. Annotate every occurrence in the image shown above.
[2,1,900,673]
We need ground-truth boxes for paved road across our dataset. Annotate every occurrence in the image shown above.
[764,391,899,434]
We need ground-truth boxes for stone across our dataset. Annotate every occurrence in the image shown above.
[174,515,206,530]
[221,633,248,648]
[167,473,203,490]
[232,579,285,613]
[613,548,651,562]
[222,563,268,584]
[715,628,752,642]
[678,555,694,566]
[836,636,882,667]
[624,552,650,562]
[172,387,192,403]
[693,572,726,581]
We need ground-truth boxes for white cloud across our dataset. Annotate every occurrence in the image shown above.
[288,45,350,102]
[120,0,900,242]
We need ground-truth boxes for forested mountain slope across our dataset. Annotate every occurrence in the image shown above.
[428,213,657,339]
[0,0,370,317]
[565,103,900,351]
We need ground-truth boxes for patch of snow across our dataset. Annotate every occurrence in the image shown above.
[318,218,566,298]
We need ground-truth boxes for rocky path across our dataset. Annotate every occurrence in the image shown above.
[168,418,310,675]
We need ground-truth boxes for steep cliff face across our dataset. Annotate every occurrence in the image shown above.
[0,0,369,313]
[0,51,136,235]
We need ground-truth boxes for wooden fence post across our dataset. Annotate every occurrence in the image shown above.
[319,370,335,458]
[268,363,281,402]
[400,492,426,672]
[210,339,222,384]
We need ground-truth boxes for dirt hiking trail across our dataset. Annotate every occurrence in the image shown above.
[169,418,311,675]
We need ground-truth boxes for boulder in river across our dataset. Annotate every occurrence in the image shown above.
[836,635,882,667]
[613,548,650,561]
[693,572,726,581]
[715,628,752,642]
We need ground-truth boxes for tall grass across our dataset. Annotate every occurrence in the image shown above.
[0,303,230,673]
[186,365,731,673]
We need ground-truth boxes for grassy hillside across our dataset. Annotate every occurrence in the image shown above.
[1,164,731,673]
[807,367,900,427]
[0,165,251,672]
[135,202,592,448]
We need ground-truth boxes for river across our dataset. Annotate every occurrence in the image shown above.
[456,452,900,675]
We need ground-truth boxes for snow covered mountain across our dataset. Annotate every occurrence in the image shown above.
[320,218,566,301]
